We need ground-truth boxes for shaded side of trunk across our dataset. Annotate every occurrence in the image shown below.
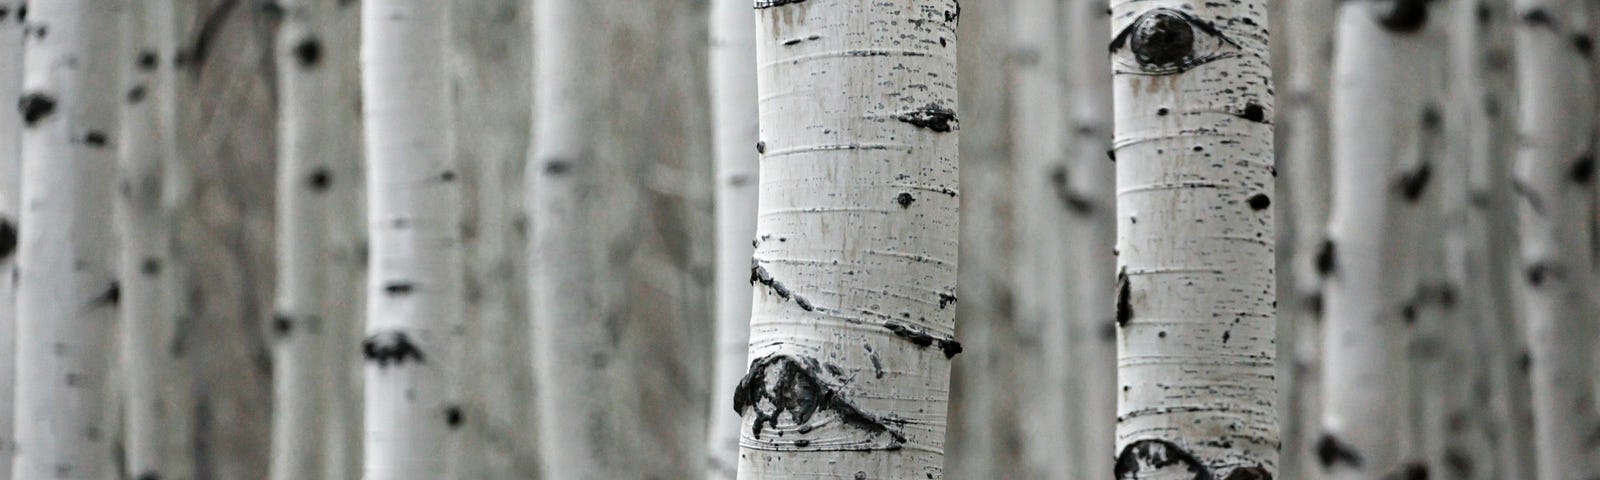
[0,3,23,478]
[319,1,365,478]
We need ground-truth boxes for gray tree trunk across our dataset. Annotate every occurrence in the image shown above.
[0,3,23,477]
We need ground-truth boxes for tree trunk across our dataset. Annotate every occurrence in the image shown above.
[361,1,462,478]
[736,0,961,478]
[0,2,23,477]
[11,1,122,478]
[319,2,365,478]
[706,0,758,477]
[1110,0,1279,477]
[1510,0,1600,477]
[269,0,340,477]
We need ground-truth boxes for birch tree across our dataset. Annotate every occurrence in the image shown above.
[1510,0,1600,477]
[361,1,461,478]
[734,0,961,478]
[0,3,23,477]
[707,0,758,476]
[270,0,339,477]
[10,1,122,478]
[1109,0,1278,477]
[319,1,365,477]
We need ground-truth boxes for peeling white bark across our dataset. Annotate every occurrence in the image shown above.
[0,2,22,477]
[361,1,461,479]
[707,0,759,477]
[1509,0,1600,477]
[1110,0,1278,477]
[737,0,961,478]
[10,1,123,478]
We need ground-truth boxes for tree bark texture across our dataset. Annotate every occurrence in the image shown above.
[0,3,23,477]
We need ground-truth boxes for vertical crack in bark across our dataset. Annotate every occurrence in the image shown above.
[732,354,907,450]
[1116,266,1134,326]
[750,260,816,311]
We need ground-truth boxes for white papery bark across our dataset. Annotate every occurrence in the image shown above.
[0,3,22,478]
[10,1,122,478]
[1008,0,1074,477]
[1319,2,1435,479]
[737,0,961,478]
[1510,0,1600,477]
[1110,0,1277,477]
[270,0,338,477]
[320,2,365,478]
[707,0,758,477]
[361,1,461,479]
[1063,0,1116,476]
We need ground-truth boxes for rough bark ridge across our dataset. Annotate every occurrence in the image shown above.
[11,1,122,478]
[529,1,714,478]
[738,0,961,478]
[361,1,462,479]
[1510,0,1600,477]
[0,2,22,478]
[268,0,337,477]
[707,0,759,477]
[1110,0,1279,478]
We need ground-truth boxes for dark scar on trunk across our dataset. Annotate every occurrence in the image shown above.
[1237,102,1268,124]
[1314,239,1336,276]
[732,354,907,449]
[1378,0,1430,33]
[1247,193,1271,210]
[362,331,425,367]
[938,293,957,309]
[1116,267,1133,326]
[1316,433,1365,469]
[750,261,815,311]
[1115,439,1211,479]
[1569,154,1594,184]
[0,219,15,262]
[384,282,416,295]
[894,103,958,133]
[271,314,293,337]
[1396,162,1433,201]
[18,92,56,126]
[1524,261,1559,287]
[89,281,120,308]
[754,0,807,9]
[1383,462,1428,480]
[883,321,962,358]
[896,192,916,208]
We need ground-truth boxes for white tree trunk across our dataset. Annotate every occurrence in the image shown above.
[319,2,365,478]
[737,0,961,478]
[10,1,122,478]
[1008,0,1075,477]
[361,1,461,479]
[1063,0,1116,476]
[270,0,339,477]
[707,0,758,477]
[1510,0,1600,477]
[1110,0,1278,477]
[0,2,23,477]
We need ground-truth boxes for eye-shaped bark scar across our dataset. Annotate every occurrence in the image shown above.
[1115,439,1273,479]
[1109,9,1241,76]
[733,354,908,451]
[362,330,426,367]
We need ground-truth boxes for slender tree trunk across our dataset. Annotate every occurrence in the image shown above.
[0,3,23,477]
[1063,0,1116,475]
[269,0,339,477]
[1510,0,1600,477]
[1110,0,1278,477]
[360,1,461,479]
[736,0,961,478]
[320,2,365,477]
[706,0,758,477]
[10,1,122,478]
[1008,0,1075,476]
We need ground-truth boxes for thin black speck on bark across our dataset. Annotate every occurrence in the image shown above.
[883,321,962,358]
[751,261,816,311]
[894,103,958,133]
[754,0,807,9]
[733,354,907,449]
[137,50,159,71]
[362,331,426,367]
[272,314,293,337]
[1315,433,1365,469]
[444,405,464,429]
[543,159,572,175]
[308,167,332,191]
[384,281,416,295]
[1116,267,1133,326]
[1378,0,1430,33]
[83,130,108,148]
[18,92,56,126]
[126,85,147,103]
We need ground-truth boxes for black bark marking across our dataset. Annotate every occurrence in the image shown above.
[1246,193,1271,210]
[938,293,957,309]
[896,192,916,208]
[1569,154,1594,184]
[1120,11,1195,67]
[754,0,807,8]
[895,103,957,132]
[750,261,815,311]
[1302,292,1324,315]
[271,314,293,337]
[135,472,162,480]
[1116,267,1133,326]
[0,219,15,262]
[1575,34,1594,56]
[384,281,416,295]
[1475,2,1491,23]
[83,131,108,148]
[1524,261,1558,287]
[1114,439,1208,479]
[126,85,147,103]
[1396,162,1432,201]
[362,331,425,367]
[1383,462,1429,480]
[1108,149,1117,162]
[1049,165,1095,214]
[293,36,322,68]
[307,167,332,191]
[439,170,457,182]
[89,281,120,308]
[1378,0,1430,33]
[1315,239,1337,276]
[1520,7,1552,27]
[883,321,962,359]
[1420,104,1441,131]
[18,92,56,126]
[1223,466,1272,480]
[1315,433,1364,469]
[176,0,241,73]
[1239,102,1267,124]
[865,345,884,379]
[444,405,463,429]
[137,50,159,71]
[543,159,571,175]
[141,257,161,276]
[732,355,907,449]
[756,141,766,154]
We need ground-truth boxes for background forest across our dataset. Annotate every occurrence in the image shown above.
[0,0,1595,479]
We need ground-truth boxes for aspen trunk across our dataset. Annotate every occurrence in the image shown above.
[707,0,758,477]
[0,2,22,477]
[319,1,365,477]
[737,0,961,477]
[361,1,461,478]
[269,0,340,477]
[11,1,122,478]
[1063,0,1116,475]
[1110,0,1278,477]
[1510,0,1600,477]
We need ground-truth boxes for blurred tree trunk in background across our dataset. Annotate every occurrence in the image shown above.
[319,2,364,478]
[528,0,714,477]
[0,2,22,477]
